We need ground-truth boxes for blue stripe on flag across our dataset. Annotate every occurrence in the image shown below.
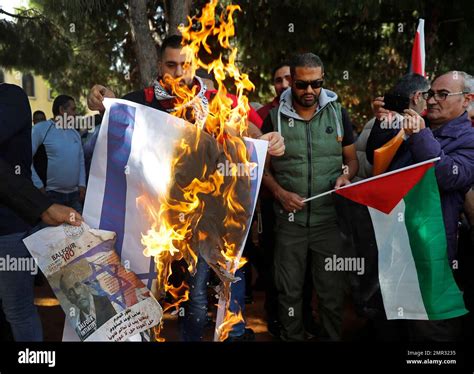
[99,103,136,257]
[244,139,258,208]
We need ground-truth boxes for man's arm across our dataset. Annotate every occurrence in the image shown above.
[335,144,359,188]
[0,159,50,221]
[0,85,31,146]
[248,106,263,129]
[262,155,305,212]
[247,122,262,138]
[246,121,285,157]
[408,128,474,192]
[334,108,358,187]
[403,110,474,192]
[31,122,46,189]
[0,159,82,226]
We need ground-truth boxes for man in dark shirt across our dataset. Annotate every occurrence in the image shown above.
[0,84,81,341]
[86,35,284,341]
[0,158,82,226]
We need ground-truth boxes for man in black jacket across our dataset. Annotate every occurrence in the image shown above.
[0,158,82,226]
[0,83,82,341]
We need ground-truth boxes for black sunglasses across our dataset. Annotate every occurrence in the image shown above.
[294,79,324,90]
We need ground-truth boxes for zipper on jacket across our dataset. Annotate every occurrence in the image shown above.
[305,121,312,227]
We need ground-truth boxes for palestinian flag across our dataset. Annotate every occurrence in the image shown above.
[333,158,467,320]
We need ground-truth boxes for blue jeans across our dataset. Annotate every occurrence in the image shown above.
[0,232,43,341]
[46,190,82,213]
[181,255,246,341]
[228,267,246,338]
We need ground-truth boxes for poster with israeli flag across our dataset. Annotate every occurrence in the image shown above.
[63,98,267,341]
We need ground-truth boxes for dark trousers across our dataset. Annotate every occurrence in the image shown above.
[273,218,346,341]
[261,197,317,329]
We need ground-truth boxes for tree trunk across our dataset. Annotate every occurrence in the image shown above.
[128,0,158,87]
[168,0,192,36]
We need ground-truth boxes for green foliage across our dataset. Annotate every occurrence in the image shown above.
[1,0,472,126]
[0,0,167,101]
[0,8,72,77]
[234,0,474,128]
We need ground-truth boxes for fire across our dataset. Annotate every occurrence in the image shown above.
[141,0,255,341]
[215,304,245,342]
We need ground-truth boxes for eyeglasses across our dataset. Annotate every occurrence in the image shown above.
[421,90,468,101]
[294,79,324,90]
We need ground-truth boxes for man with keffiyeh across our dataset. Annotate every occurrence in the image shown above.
[86,35,284,341]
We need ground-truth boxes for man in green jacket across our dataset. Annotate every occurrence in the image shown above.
[261,53,358,341]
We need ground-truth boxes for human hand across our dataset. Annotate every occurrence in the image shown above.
[40,204,83,226]
[260,132,285,156]
[87,84,115,112]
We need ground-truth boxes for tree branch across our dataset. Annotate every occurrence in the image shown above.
[0,8,40,20]
[128,0,158,86]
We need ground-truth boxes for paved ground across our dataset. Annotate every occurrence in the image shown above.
[32,274,367,342]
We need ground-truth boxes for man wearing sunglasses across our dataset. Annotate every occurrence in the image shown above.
[261,53,358,341]
[257,61,319,339]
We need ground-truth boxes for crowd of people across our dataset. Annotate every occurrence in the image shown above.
[1,34,473,342]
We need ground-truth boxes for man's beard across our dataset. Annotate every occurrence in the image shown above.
[292,88,318,107]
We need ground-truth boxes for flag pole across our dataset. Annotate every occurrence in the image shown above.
[302,157,440,203]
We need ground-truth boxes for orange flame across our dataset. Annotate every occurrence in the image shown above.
[216,305,245,342]
[141,0,255,341]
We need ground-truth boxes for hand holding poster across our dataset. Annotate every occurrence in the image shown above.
[23,223,163,341]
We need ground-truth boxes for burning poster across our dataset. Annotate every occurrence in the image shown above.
[58,98,266,341]
[23,223,163,341]
[64,0,269,341]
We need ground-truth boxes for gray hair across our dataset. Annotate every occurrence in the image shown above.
[459,71,473,93]
[390,73,430,98]
[439,71,473,92]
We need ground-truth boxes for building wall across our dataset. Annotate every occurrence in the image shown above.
[0,68,54,120]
